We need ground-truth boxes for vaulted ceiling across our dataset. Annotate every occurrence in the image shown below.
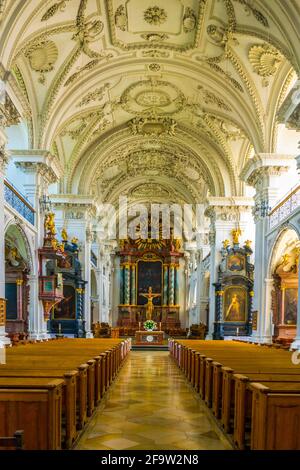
[0,0,299,205]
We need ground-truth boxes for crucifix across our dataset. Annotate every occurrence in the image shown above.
[140,287,161,320]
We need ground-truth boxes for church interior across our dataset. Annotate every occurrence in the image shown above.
[0,0,300,452]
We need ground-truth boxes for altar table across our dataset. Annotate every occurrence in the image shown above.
[135,331,164,345]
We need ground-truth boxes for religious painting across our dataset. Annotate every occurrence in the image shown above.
[284,288,297,325]
[57,254,73,270]
[53,285,76,319]
[137,260,162,306]
[227,254,245,272]
[223,286,247,322]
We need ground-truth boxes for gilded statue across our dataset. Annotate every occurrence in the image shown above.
[6,246,20,267]
[245,240,252,249]
[61,228,68,241]
[45,212,56,236]
[51,238,58,250]
[222,239,230,249]
[231,228,242,245]
[140,287,161,320]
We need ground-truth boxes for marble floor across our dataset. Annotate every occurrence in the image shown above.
[75,351,232,450]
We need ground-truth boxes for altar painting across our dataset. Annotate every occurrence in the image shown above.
[284,288,297,325]
[137,260,162,306]
[224,286,247,322]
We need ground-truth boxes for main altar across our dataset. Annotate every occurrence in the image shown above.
[117,229,183,329]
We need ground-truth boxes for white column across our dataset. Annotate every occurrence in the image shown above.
[241,153,294,343]
[291,254,300,349]
[11,151,62,340]
[207,231,216,339]
[0,137,10,346]
[262,278,274,343]
[84,229,93,338]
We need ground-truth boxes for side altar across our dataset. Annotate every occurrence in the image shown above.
[117,232,183,329]
[213,229,254,339]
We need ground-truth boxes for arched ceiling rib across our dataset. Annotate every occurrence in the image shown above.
[0,0,298,206]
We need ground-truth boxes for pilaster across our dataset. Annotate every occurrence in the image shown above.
[241,153,294,342]
[0,129,10,346]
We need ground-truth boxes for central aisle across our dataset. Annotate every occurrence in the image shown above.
[76,351,232,450]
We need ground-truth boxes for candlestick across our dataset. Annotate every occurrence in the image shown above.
[59,323,61,334]
[138,321,141,331]
[159,322,162,332]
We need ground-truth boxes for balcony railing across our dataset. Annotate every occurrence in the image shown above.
[4,180,35,225]
[269,184,300,230]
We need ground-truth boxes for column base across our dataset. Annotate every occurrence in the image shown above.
[29,332,50,341]
[291,337,300,350]
[257,335,273,344]
[85,331,94,339]
[205,332,214,340]
[0,327,11,346]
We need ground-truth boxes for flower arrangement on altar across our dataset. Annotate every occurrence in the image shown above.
[144,320,157,331]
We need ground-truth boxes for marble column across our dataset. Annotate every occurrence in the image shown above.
[291,251,300,349]
[195,248,203,325]
[130,264,136,305]
[163,264,169,306]
[241,153,294,342]
[83,229,93,338]
[169,265,175,306]
[124,264,130,305]
[174,266,179,306]
[120,264,124,305]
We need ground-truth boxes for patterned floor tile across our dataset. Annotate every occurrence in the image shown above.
[75,351,232,450]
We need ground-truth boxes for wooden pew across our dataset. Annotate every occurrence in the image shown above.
[0,378,64,450]
[233,374,300,449]
[0,369,77,449]
[0,430,24,450]
[250,382,300,450]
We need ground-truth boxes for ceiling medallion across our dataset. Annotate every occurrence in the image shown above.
[248,44,283,85]
[135,90,170,107]
[144,6,167,26]
[130,184,170,199]
[120,79,185,115]
[129,116,177,136]
[148,63,161,72]
[25,40,58,84]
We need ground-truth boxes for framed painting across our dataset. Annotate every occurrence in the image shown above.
[284,288,297,325]
[137,260,162,306]
[53,285,76,320]
[227,254,245,272]
[223,286,247,322]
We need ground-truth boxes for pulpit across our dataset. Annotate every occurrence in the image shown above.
[135,330,164,345]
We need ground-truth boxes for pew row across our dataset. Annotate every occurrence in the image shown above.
[169,339,300,450]
[0,338,130,450]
